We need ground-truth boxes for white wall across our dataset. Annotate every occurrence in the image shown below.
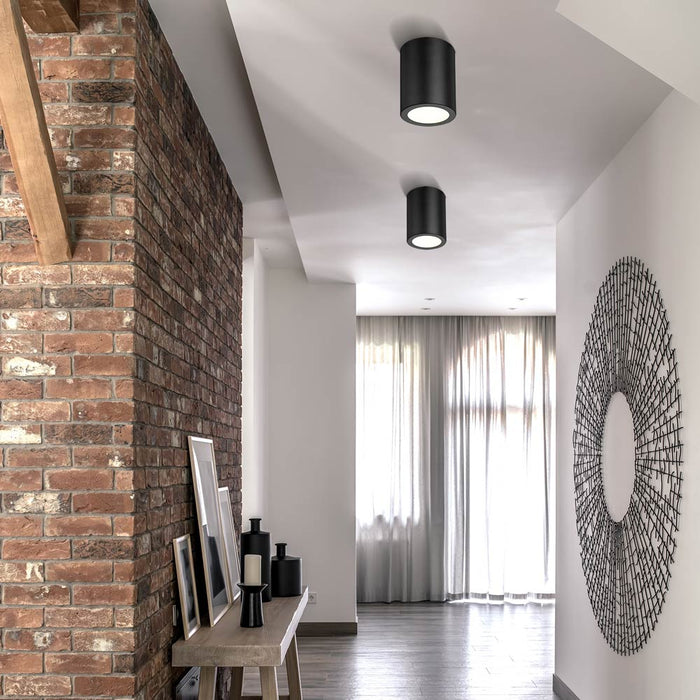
[242,239,269,524]
[265,268,357,624]
[556,91,700,699]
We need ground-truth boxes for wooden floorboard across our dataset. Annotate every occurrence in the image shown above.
[242,601,557,699]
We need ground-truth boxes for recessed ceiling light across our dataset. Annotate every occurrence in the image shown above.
[407,186,446,250]
[421,307,432,311]
[400,37,456,126]
[424,297,436,301]
[517,297,527,301]
[508,307,517,311]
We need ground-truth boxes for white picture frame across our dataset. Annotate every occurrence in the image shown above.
[218,486,241,601]
[188,436,233,626]
[173,534,201,640]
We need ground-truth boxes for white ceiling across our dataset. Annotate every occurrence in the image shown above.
[153,0,669,315]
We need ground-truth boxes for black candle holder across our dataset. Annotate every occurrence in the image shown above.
[238,583,267,628]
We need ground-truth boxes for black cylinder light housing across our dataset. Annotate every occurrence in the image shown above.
[407,186,446,249]
[400,37,456,126]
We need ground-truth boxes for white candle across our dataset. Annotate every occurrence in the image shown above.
[244,554,262,585]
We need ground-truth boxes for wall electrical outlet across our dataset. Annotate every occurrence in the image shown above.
[308,591,317,605]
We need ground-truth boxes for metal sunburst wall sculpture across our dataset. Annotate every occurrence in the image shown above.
[573,257,683,655]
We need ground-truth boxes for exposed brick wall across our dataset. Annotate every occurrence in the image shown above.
[131,2,242,697]
[0,1,242,697]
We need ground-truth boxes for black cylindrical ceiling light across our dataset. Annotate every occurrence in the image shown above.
[400,37,456,126]
[407,186,446,249]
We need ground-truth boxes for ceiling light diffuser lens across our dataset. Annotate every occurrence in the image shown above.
[401,37,456,126]
[410,235,444,249]
[406,105,451,125]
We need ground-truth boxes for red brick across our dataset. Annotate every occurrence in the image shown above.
[0,332,42,353]
[79,13,120,34]
[114,105,135,125]
[0,652,43,673]
[5,447,70,468]
[113,288,135,308]
[81,0,135,10]
[3,629,71,651]
[74,400,133,421]
[0,561,44,583]
[45,561,112,583]
[73,127,136,149]
[46,652,112,674]
[0,379,42,399]
[73,630,135,653]
[112,196,135,217]
[45,377,112,398]
[3,584,70,605]
[74,354,134,376]
[45,515,112,536]
[74,172,134,194]
[73,445,133,467]
[0,515,43,537]
[26,35,70,56]
[44,286,112,308]
[46,468,113,490]
[0,195,25,216]
[74,674,136,696]
[73,81,134,103]
[73,308,135,330]
[72,263,135,285]
[1,309,70,331]
[0,607,43,628]
[64,193,112,215]
[0,468,42,490]
[0,241,35,262]
[0,287,41,313]
[45,606,112,628]
[72,241,112,261]
[73,491,134,514]
[44,423,113,444]
[2,539,70,560]
[2,355,71,377]
[54,149,112,171]
[44,332,113,353]
[48,127,71,148]
[44,104,111,126]
[38,82,69,103]
[3,675,71,696]
[72,537,133,560]
[0,423,42,444]
[43,58,112,80]
[73,35,135,57]
[2,264,71,286]
[2,491,70,513]
[73,583,135,605]
[2,400,70,422]
[74,217,134,240]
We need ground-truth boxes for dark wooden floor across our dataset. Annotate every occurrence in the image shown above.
[242,602,557,699]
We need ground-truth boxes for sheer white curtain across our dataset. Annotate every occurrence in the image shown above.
[356,316,555,602]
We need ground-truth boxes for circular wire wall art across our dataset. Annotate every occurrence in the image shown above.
[573,256,683,655]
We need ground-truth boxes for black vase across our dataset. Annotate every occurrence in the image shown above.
[271,542,302,597]
[240,518,272,602]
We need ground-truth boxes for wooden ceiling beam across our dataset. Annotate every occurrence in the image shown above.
[0,0,71,265]
[19,0,78,33]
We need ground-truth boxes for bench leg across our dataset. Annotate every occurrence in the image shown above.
[198,667,217,700]
[284,635,303,700]
[230,667,244,700]
[260,666,279,699]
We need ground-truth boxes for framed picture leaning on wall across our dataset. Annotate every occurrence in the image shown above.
[187,436,233,626]
[218,486,241,601]
[173,534,201,640]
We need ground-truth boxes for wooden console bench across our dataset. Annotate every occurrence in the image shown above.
[173,588,308,700]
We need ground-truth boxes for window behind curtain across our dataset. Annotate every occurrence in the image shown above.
[356,316,555,603]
